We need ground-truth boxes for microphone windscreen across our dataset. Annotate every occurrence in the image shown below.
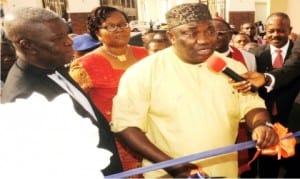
[206,55,226,72]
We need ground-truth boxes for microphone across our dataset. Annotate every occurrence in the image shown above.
[206,55,257,93]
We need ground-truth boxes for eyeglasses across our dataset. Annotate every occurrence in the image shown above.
[216,30,230,36]
[100,23,129,32]
[180,29,216,39]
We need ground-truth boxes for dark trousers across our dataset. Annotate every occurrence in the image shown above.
[258,144,300,178]
[242,100,300,178]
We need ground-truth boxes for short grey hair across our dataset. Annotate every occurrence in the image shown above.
[3,7,61,42]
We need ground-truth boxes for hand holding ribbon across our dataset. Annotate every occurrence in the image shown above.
[247,122,296,167]
[260,122,296,159]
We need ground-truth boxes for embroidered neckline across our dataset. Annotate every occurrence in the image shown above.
[104,46,129,62]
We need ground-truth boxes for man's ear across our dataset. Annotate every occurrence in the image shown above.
[18,39,37,54]
[166,31,175,45]
[289,26,293,34]
[19,39,30,49]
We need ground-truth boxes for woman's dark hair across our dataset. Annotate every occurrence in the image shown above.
[87,6,129,40]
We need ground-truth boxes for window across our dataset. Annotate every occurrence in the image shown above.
[201,0,226,19]
[42,0,68,20]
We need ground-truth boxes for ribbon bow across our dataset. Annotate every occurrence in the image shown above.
[239,122,296,175]
[260,122,296,159]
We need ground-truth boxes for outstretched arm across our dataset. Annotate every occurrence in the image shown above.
[231,37,300,93]
[230,71,266,93]
[244,108,279,149]
[116,127,198,178]
[270,54,300,89]
[271,36,300,88]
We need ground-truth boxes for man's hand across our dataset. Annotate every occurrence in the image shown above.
[251,125,279,149]
[166,163,199,178]
[230,71,266,93]
[116,127,199,178]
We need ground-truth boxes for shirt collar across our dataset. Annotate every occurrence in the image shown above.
[16,59,61,75]
[219,48,232,57]
[270,40,290,58]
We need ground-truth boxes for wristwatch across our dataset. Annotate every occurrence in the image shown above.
[264,73,272,86]
[253,121,274,130]
[264,121,274,128]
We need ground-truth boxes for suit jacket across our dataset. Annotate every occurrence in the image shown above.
[252,41,300,127]
[287,91,300,132]
[229,45,257,71]
[1,59,123,176]
[270,36,300,89]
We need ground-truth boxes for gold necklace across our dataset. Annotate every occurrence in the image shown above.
[104,46,129,62]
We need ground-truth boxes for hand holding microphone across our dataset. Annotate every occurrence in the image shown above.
[206,55,257,93]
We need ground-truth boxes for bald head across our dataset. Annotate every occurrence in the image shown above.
[266,12,291,26]
[3,7,73,69]
[4,7,61,42]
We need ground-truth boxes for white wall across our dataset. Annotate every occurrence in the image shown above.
[227,0,255,11]
[255,1,267,23]
[225,0,255,22]
[3,0,42,12]
[138,0,199,24]
[287,0,300,33]
[252,0,300,33]
[4,0,298,33]
[68,0,99,13]
[3,0,100,14]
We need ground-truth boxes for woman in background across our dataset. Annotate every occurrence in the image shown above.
[69,6,148,173]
